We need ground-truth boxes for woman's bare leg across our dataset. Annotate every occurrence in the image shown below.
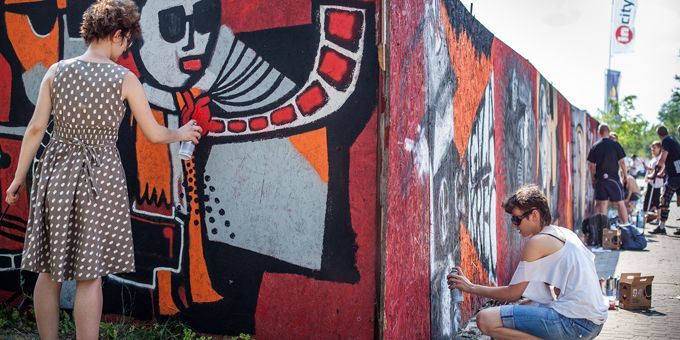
[476,307,541,340]
[33,273,62,340]
[73,278,102,340]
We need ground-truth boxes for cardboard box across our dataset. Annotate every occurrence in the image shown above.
[602,228,621,250]
[619,273,654,310]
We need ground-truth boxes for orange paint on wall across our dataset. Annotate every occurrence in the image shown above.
[561,117,573,228]
[4,13,59,71]
[5,0,43,4]
[157,271,179,315]
[288,128,329,183]
[135,109,171,206]
[184,161,222,303]
[440,1,492,160]
[459,222,491,318]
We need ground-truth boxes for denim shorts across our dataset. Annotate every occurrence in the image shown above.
[500,305,603,339]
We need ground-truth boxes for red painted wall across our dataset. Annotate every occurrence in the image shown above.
[383,0,598,337]
[383,0,431,338]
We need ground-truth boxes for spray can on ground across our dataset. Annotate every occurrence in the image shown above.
[605,276,614,297]
[614,276,620,300]
[449,267,464,303]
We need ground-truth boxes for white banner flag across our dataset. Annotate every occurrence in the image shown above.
[611,0,637,54]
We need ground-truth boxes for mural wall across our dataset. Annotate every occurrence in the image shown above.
[384,0,598,338]
[0,0,378,337]
[1,0,599,337]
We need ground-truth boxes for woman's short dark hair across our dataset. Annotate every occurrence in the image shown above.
[502,184,552,227]
[80,0,141,45]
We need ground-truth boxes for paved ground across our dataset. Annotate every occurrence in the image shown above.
[595,205,680,339]
[459,202,680,339]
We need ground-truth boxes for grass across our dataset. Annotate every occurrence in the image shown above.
[0,304,253,340]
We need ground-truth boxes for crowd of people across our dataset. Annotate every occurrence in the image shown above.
[590,124,680,235]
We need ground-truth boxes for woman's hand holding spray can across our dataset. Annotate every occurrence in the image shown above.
[179,120,202,160]
[447,266,465,303]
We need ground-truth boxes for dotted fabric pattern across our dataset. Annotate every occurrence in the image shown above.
[21,60,135,282]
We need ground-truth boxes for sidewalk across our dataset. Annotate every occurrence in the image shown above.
[595,207,680,339]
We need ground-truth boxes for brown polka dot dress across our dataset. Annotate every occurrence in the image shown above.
[21,59,135,281]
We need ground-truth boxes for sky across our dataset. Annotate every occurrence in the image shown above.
[458,0,680,124]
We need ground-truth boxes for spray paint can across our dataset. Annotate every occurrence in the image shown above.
[178,141,195,160]
[605,276,614,297]
[449,268,464,303]
[614,277,620,300]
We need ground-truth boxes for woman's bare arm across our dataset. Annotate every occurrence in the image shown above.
[5,64,57,205]
[122,72,200,144]
[448,234,563,302]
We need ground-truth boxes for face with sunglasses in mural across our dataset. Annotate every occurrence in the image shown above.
[135,0,220,89]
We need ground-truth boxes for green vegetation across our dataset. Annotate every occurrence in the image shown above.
[598,73,680,157]
[0,304,253,340]
[657,74,680,133]
[598,95,652,156]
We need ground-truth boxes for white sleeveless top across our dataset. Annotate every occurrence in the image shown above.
[510,225,609,324]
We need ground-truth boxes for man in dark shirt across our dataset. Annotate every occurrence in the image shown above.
[587,124,630,224]
[650,126,680,234]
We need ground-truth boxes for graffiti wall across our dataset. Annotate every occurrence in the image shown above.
[384,0,598,338]
[0,0,378,337]
[1,0,599,337]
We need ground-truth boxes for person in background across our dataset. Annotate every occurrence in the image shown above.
[644,141,663,225]
[624,174,641,216]
[631,155,645,178]
[650,126,680,235]
[447,185,607,340]
[587,124,630,225]
[610,132,618,142]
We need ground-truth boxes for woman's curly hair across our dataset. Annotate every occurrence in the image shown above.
[80,0,141,44]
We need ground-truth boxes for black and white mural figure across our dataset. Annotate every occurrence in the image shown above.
[462,77,496,283]
[538,78,559,213]
[421,1,496,338]
[423,1,460,337]
[571,108,587,229]
[503,67,536,194]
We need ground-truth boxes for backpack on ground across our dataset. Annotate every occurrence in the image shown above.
[581,214,608,246]
[620,224,647,250]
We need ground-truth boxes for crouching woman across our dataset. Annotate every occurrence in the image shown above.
[448,185,607,339]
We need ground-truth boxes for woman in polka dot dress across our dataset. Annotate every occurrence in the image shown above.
[4,1,202,338]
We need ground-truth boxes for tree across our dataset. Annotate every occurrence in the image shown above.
[657,74,680,134]
[598,95,654,157]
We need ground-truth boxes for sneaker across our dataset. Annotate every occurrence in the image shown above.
[649,220,659,225]
[650,227,667,235]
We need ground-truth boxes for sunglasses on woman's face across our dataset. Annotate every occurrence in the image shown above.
[511,209,535,226]
[125,35,134,49]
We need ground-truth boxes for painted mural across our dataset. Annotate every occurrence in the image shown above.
[1,0,600,337]
[0,0,378,337]
[385,0,598,338]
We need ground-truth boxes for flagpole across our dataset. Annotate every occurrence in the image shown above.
[608,0,614,71]
[606,0,614,112]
